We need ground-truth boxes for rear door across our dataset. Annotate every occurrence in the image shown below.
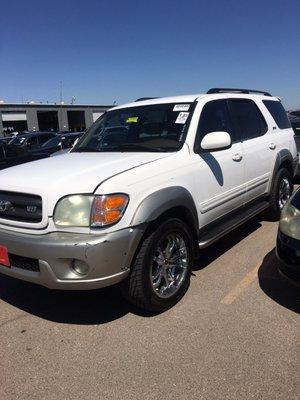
[191,98,246,226]
[262,99,297,155]
[228,98,271,203]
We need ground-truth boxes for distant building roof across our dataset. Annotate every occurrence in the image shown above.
[0,103,114,109]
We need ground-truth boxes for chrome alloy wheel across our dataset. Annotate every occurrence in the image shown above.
[151,233,188,299]
[279,177,291,210]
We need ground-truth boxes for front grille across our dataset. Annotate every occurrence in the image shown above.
[0,191,42,223]
[9,254,40,272]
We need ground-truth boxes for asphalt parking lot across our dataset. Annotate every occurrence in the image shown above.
[0,216,298,400]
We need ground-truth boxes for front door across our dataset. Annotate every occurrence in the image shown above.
[191,98,245,227]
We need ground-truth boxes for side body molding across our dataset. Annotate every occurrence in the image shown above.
[131,186,199,231]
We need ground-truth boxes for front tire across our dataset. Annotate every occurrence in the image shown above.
[121,218,194,312]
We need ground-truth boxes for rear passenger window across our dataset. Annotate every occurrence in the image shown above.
[39,134,55,144]
[229,99,268,141]
[27,136,38,147]
[195,100,234,150]
[263,100,291,129]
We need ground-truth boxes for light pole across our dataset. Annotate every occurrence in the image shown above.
[59,80,63,131]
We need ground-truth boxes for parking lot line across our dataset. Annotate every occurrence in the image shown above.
[220,263,261,305]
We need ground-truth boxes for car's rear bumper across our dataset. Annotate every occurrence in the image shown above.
[276,231,300,286]
[0,226,143,290]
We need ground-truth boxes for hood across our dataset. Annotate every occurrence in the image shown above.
[0,152,170,229]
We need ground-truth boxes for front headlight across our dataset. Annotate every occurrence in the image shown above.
[54,195,94,227]
[279,203,300,240]
[54,193,129,227]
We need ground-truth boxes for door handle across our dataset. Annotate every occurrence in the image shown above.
[232,153,243,162]
[269,143,276,150]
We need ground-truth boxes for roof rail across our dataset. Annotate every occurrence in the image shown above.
[135,97,159,102]
[207,88,272,97]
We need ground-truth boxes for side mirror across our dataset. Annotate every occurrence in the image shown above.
[200,131,231,151]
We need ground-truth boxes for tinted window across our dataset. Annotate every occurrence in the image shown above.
[229,99,268,140]
[42,136,61,148]
[263,100,291,129]
[39,134,56,144]
[10,136,27,146]
[195,100,234,150]
[27,136,38,147]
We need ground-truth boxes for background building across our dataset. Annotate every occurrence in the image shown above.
[0,102,114,136]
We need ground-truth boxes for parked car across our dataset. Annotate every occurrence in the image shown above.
[0,88,297,312]
[9,132,57,151]
[277,187,300,285]
[290,112,300,139]
[0,136,14,144]
[0,142,46,170]
[31,132,84,157]
[287,111,300,175]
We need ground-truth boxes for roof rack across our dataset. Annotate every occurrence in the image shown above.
[135,97,159,102]
[207,88,272,97]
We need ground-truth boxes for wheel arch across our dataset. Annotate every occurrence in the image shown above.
[268,149,294,193]
[131,186,199,241]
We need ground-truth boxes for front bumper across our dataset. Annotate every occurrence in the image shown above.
[276,231,300,286]
[0,226,143,290]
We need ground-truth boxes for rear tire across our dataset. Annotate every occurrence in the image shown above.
[267,168,293,220]
[121,218,194,312]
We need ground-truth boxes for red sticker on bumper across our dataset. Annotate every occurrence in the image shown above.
[0,246,10,267]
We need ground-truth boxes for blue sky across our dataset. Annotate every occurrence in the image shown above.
[0,0,299,108]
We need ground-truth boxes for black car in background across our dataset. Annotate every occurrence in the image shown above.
[277,187,300,285]
[0,136,14,144]
[31,132,84,157]
[287,110,300,151]
[9,131,57,151]
[0,142,46,170]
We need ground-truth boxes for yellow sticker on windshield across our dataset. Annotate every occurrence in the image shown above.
[126,117,139,123]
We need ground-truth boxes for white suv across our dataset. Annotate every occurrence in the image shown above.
[0,88,297,311]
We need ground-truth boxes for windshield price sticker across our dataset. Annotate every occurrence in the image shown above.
[173,104,190,112]
[126,117,139,123]
[175,112,189,124]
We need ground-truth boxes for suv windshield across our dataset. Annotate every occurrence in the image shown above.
[9,136,28,146]
[73,103,194,153]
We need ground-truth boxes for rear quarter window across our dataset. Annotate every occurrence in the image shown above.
[263,100,291,129]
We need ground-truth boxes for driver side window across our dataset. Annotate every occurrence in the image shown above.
[194,99,235,151]
[27,136,38,148]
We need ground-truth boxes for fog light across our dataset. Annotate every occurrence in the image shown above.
[72,260,90,276]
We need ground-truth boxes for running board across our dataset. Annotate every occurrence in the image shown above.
[198,201,269,249]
